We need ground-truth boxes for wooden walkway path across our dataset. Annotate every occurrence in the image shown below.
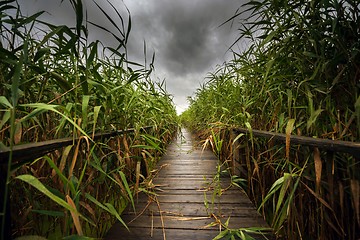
[105,129,272,240]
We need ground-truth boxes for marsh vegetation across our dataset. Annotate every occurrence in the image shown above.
[182,0,360,239]
[0,0,177,239]
[1,0,360,239]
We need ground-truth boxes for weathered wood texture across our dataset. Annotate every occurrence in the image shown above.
[232,128,360,156]
[105,129,273,240]
[0,126,152,167]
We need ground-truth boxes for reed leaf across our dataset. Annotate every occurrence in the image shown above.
[119,171,135,212]
[85,193,128,231]
[16,175,77,213]
[43,155,75,195]
[66,195,83,236]
[285,119,295,161]
[81,95,90,129]
[314,147,322,195]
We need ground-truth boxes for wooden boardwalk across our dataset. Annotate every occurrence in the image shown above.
[106,129,272,240]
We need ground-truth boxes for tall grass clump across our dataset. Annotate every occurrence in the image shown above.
[0,0,177,239]
[182,0,359,239]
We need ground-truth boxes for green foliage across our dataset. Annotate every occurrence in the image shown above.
[0,0,178,239]
[182,0,360,239]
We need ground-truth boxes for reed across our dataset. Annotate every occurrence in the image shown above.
[0,1,178,239]
[181,0,360,239]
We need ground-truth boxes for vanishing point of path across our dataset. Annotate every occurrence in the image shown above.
[106,129,272,240]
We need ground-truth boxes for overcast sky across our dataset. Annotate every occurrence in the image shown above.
[18,0,244,114]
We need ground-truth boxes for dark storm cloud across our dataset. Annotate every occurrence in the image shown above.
[125,0,241,76]
[17,0,130,48]
[162,3,232,75]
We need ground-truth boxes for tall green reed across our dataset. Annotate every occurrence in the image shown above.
[1,0,178,238]
[181,0,359,239]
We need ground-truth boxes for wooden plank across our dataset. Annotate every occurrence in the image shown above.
[156,171,216,177]
[106,227,272,240]
[133,192,254,204]
[161,155,216,160]
[156,164,217,170]
[106,228,217,240]
[124,202,263,218]
[151,180,235,190]
[152,174,215,178]
[159,160,218,164]
[120,215,268,229]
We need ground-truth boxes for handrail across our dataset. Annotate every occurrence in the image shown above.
[0,126,153,167]
[232,128,360,156]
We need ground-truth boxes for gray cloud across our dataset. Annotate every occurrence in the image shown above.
[126,0,240,76]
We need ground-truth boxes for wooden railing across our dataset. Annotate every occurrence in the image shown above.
[229,127,360,179]
[231,128,360,156]
[227,127,360,240]
[0,126,153,168]
[0,126,153,240]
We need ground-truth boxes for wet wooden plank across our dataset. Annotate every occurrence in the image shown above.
[124,203,265,218]
[106,228,217,240]
[120,215,268,229]
[105,129,273,240]
[133,192,255,205]
[106,228,270,240]
[155,194,253,204]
